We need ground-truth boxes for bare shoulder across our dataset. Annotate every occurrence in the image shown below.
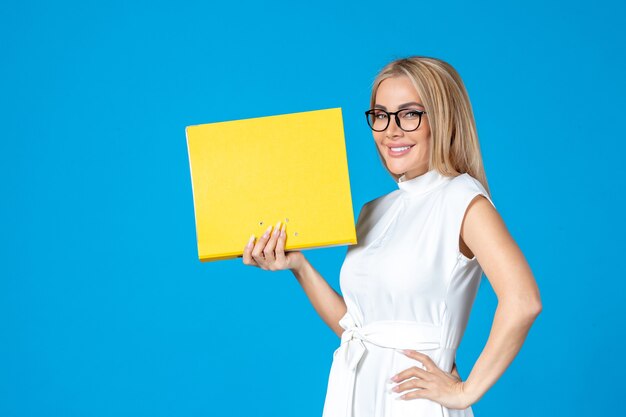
[446,173,502,259]
[459,176,504,247]
[460,186,524,290]
[462,195,502,236]
[457,177,541,309]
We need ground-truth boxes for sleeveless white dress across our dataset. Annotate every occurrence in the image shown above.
[321,168,495,417]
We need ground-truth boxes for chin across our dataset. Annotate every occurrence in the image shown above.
[387,168,407,177]
[385,162,409,175]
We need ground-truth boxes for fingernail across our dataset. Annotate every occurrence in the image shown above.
[247,234,255,248]
[263,225,272,238]
[273,221,281,235]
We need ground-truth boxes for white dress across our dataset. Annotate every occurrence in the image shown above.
[321,168,495,417]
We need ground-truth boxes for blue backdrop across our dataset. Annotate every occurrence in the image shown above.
[2,0,624,416]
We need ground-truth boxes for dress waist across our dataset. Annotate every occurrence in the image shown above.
[322,311,456,417]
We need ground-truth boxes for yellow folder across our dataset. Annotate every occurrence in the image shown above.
[185,107,357,262]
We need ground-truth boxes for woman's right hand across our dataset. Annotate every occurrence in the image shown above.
[242,221,305,272]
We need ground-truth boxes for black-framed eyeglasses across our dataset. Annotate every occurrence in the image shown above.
[364,108,427,132]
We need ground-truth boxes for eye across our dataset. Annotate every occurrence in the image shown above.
[401,110,421,119]
[373,111,388,119]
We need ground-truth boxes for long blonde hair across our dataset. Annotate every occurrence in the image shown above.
[369,56,491,195]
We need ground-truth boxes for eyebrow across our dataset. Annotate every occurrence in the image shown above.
[374,102,424,110]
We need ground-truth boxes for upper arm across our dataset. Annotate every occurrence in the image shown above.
[461,195,542,313]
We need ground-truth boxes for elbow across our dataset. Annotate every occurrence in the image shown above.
[528,299,542,319]
[521,295,542,322]
[527,288,543,318]
[500,294,542,323]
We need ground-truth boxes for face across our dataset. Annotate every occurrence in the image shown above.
[372,76,431,180]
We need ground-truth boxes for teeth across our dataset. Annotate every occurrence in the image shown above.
[391,146,411,151]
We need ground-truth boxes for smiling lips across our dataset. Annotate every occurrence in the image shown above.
[387,144,415,157]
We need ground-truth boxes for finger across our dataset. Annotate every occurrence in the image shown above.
[274,223,287,265]
[263,221,281,265]
[402,350,437,372]
[252,225,273,266]
[242,234,258,266]
[398,387,430,401]
[391,365,431,384]
[392,376,431,394]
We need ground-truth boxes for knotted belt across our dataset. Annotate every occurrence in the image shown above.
[321,311,443,417]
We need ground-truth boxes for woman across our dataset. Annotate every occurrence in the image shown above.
[242,56,542,417]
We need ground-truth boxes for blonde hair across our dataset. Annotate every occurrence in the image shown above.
[369,56,491,196]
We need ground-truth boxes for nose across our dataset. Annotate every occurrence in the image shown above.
[386,114,403,137]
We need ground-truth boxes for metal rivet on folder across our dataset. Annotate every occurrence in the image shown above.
[285,218,289,223]
[259,221,264,226]
[294,232,298,237]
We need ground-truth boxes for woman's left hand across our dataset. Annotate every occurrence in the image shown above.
[389,350,472,410]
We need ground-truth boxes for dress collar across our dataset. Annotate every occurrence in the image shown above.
[397,168,450,195]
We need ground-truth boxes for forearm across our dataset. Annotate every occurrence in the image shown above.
[291,258,347,337]
[462,299,541,406]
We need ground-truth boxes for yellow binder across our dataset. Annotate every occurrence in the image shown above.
[185,107,357,262]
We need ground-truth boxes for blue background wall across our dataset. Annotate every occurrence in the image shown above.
[1,0,624,415]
